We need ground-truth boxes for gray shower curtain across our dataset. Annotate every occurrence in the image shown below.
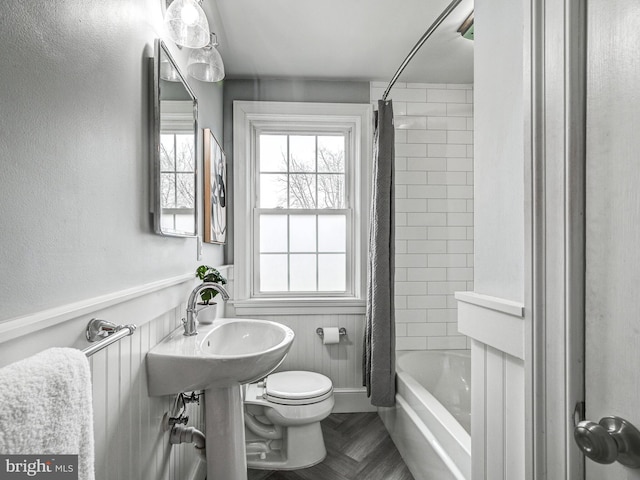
[363,99,395,407]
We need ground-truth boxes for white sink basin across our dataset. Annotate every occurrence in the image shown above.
[146,318,295,396]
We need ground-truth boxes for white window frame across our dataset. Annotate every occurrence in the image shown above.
[159,101,197,230]
[233,101,372,315]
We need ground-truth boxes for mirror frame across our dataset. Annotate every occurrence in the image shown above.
[151,39,199,237]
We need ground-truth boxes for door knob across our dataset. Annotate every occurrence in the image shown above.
[574,416,640,468]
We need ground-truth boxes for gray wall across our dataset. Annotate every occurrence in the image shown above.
[0,0,224,322]
[473,0,525,302]
[222,78,370,262]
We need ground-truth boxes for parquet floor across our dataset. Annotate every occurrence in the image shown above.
[247,412,415,480]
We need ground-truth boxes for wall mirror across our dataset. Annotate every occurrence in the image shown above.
[151,39,198,237]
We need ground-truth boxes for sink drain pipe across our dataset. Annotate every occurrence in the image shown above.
[170,425,206,461]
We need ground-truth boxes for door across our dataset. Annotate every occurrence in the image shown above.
[584,0,640,478]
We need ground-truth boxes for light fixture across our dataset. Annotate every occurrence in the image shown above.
[457,11,474,40]
[160,59,181,82]
[187,33,225,82]
[164,0,210,49]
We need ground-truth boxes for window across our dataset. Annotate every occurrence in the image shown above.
[160,133,195,232]
[159,101,196,233]
[233,102,372,314]
[257,132,349,294]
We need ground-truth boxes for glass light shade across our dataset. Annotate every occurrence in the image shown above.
[160,59,181,82]
[164,0,210,48]
[187,44,225,82]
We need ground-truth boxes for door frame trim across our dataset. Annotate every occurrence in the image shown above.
[528,0,586,478]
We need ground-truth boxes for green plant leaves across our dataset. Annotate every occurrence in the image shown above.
[195,265,227,304]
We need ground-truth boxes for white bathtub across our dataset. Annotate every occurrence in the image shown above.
[379,350,471,480]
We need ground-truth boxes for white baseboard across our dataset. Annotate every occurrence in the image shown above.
[333,387,377,413]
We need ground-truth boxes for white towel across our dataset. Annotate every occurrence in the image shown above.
[0,347,95,480]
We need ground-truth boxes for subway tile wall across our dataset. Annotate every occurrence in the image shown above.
[370,82,474,351]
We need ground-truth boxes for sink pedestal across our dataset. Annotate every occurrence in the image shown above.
[205,384,247,480]
[145,318,294,479]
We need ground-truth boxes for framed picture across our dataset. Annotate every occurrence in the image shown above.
[203,128,227,244]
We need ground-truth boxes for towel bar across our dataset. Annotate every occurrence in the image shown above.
[82,318,137,357]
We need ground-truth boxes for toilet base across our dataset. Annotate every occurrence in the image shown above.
[246,422,327,470]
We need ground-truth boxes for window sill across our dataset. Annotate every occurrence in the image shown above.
[230,298,366,316]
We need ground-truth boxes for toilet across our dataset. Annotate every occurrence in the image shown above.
[243,370,335,470]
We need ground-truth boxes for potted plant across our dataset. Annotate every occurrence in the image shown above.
[195,265,227,324]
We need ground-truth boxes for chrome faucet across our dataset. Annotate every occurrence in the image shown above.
[182,282,230,336]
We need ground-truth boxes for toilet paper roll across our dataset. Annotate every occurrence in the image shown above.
[322,327,341,345]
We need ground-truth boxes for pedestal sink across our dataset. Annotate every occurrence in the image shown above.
[146,318,295,480]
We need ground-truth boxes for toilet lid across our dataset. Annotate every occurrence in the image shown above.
[265,371,333,404]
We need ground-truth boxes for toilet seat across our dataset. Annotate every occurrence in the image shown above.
[265,371,333,405]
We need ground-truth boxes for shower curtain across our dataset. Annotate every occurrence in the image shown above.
[363,99,396,407]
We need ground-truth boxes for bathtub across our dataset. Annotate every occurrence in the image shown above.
[378,350,471,480]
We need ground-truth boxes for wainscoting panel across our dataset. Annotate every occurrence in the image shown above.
[249,314,364,389]
[90,307,206,480]
[472,341,525,480]
[458,292,526,480]
[245,314,375,412]
[0,277,206,480]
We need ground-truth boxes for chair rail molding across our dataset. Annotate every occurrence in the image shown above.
[0,273,194,345]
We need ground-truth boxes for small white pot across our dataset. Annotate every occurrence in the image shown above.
[196,302,217,324]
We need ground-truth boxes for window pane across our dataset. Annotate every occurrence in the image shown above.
[160,134,175,170]
[290,254,317,291]
[161,214,174,231]
[318,136,345,172]
[318,215,346,252]
[174,212,194,232]
[259,135,287,172]
[260,174,288,208]
[317,174,345,208]
[318,254,346,291]
[289,135,316,172]
[289,174,316,208]
[260,215,288,253]
[260,254,288,292]
[290,215,316,252]
[176,173,194,207]
[176,134,195,171]
[161,173,176,207]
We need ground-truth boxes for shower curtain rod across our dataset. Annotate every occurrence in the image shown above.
[382,0,464,101]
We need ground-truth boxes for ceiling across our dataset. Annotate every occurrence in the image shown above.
[204,0,474,84]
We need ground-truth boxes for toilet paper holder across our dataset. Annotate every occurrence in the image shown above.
[316,327,347,338]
